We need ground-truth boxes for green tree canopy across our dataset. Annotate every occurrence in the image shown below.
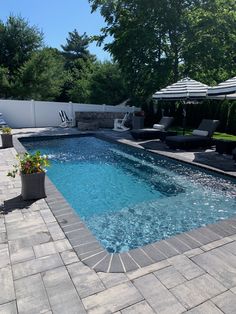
[14,48,65,101]
[183,0,236,84]
[0,15,43,76]
[67,60,128,105]
[89,0,236,98]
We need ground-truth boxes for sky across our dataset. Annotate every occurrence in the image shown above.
[0,0,111,61]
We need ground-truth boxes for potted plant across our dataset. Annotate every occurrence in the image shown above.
[1,127,13,148]
[7,151,50,200]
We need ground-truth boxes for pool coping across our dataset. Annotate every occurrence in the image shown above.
[13,133,236,273]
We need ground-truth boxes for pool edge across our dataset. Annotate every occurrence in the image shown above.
[12,133,236,273]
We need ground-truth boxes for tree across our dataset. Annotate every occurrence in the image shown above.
[0,66,10,98]
[89,0,195,98]
[89,0,236,99]
[67,60,129,105]
[61,29,95,67]
[0,15,43,76]
[14,48,65,100]
[59,29,96,101]
[183,0,236,84]
[88,61,128,105]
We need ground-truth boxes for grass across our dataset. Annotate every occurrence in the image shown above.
[170,127,236,141]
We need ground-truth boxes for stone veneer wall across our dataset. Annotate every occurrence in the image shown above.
[75,111,125,128]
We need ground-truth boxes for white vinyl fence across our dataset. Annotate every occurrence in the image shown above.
[0,99,139,128]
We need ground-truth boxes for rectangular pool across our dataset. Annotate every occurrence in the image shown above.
[22,136,236,253]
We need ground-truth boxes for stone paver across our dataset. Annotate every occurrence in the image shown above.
[185,301,223,314]
[67,262,105,298]
[15,273,50,314]
[168,255,205,280]
[60,249,80,265]
[212,290,236,313]
[192,247,236,288]
[97,272,129,288]
[154,265,186,289]
[1,128,236,314]
[133,273,185,314]
[0,301,18,314]
[126,259,170,280]
[82,282,143,314]
[170,274,226,309]
[10,246,35,265]
[0,266,15,305]
[0,244,10,268]
[121,301,155,314]
[12,253,63,279]
[42,266,86,314]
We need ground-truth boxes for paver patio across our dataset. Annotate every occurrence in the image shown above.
[1,128,236,313]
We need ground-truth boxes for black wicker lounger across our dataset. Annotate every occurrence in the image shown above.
[233,148,236,161]
[131,116,174,140]
[165,119,220,150]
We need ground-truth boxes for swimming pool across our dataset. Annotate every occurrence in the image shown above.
[22,136,236,253]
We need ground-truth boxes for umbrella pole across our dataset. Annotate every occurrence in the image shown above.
[182,103,187,135]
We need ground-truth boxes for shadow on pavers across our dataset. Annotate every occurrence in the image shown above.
[1,195,36,214]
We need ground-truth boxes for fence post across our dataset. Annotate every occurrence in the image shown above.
[69,101,75,126]
[31,99,36,127]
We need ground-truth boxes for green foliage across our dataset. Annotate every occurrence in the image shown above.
[0,127,12,134]
[61,29,95,68]
[183,0,236,84]
[14,48,65,101]
[67,60,129,105]
[0,15,43,76]
[7,151,50,178]
[0,66,10,98]
[89,0,236,97]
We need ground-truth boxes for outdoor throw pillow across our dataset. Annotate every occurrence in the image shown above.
[153,124,165,130]
[192,129,209,137]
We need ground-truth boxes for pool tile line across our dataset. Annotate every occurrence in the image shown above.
[12,134,236,273]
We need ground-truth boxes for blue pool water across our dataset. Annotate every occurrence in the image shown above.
[22,136,236,253]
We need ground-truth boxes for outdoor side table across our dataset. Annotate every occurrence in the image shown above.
[215,139,236,155]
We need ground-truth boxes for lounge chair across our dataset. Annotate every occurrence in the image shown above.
[130,116,174,140]
[59,110,73,128]
[113,112,131,132]
[0,113,7,127]
[165,119,220,150]
[233,148,236,162]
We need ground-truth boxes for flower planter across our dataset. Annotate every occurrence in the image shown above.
[1,134,13,148]
[21,172,46,200]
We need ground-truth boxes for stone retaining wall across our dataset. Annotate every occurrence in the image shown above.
[75,111,126,128]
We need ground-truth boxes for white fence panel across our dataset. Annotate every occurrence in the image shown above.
[34,101,72,127]
[0,99,139,128]
[0,100,35,128]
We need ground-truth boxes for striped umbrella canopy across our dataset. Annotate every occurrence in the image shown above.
[208,76,236,96]
[152,77,209,101]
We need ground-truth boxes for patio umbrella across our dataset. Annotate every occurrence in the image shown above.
[208,76,236,97]
[152,77,209,134]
